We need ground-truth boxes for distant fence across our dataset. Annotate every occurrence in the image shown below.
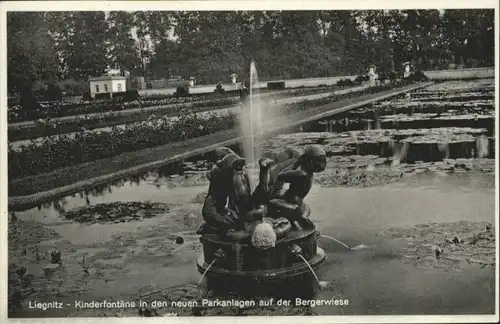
[422,67,494,80]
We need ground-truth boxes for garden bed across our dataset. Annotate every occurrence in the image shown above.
[8,84,353,124]
[8,101,237,142]
[8,85,361,141]
[8,82,418,180]
[8,82,430,200]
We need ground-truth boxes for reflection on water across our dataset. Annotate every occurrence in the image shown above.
[16,163,212,224]
[476,135,490,158]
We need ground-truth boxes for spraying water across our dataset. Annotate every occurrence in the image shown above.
[238,61,265,190]
[320,235,369,251]
[320,235,351,250]
[298,254,321,285]
[239,61,263,175]
[250,60,263,160]
[197,259,217,286]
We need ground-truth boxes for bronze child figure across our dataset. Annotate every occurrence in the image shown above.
[268,145,327,229]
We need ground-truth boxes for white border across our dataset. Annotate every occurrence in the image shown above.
[0,1,498,323]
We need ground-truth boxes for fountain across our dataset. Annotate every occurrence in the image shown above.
[239,61,263,177]
[196,142,329,298]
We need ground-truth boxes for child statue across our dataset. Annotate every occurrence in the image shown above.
[200,148,241,233]
[267,145,327,229]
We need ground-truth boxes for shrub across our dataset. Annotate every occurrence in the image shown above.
[378,72,388,83]
[32,81,48,96]
[215,83,225,94]
[413,71,428,81]
[267,82,286,90]
[95,93,111,100]
[113,89,141,102]
[44,82,63,102]
[354,75,369,84]
[59,79,88,96]
[337,78,356,86]
[82,92,91,102]
[404,71,428,82]
[124,89,141,102]
[174,86,190,97]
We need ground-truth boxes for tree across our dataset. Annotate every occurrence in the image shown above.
[107,11,140,75]
[7,12,59,114]
[43,12,75,77]
[149,39,180,79]
[67,12,109,79]
[442,9,494,67]
[7,9,496,93]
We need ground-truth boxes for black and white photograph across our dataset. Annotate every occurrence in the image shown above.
[1,1,498,321]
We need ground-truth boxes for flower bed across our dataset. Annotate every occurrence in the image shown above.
[7,84,347,123]
[8,112,236,179]
[8,81,418,179]
[8,84,363,142]
[7,96,239,123]
[8,99,239,141]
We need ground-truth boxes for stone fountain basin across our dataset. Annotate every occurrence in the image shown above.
[199,226,321,271]
[196,226,326,297]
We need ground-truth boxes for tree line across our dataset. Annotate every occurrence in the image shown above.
[7,9,494,96]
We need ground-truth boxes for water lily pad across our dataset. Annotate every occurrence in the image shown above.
[63,202,173,224]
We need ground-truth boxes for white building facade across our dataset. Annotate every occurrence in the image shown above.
[89,75,127,99]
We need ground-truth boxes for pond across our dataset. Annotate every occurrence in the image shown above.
[9,79,496,317]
